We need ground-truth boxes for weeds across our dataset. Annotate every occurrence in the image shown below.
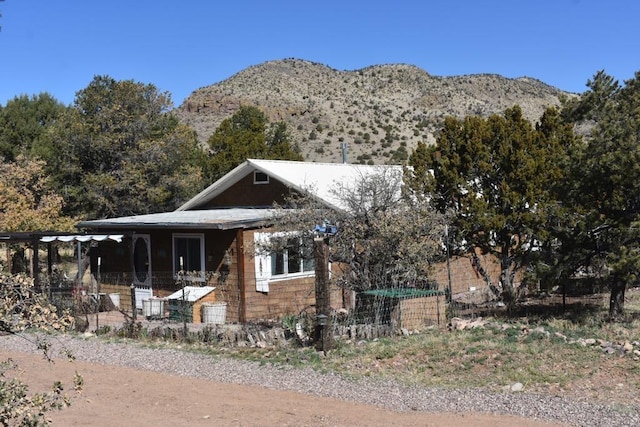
[91,290,640,406]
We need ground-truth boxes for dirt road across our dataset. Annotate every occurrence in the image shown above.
[2,350,567,427]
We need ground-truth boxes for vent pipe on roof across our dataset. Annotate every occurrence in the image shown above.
[341,142,348,164]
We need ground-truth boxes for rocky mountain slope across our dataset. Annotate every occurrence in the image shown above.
[175,59,573,164]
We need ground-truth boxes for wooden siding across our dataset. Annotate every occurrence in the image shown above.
[198,174,293,208]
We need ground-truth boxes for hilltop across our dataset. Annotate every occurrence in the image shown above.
[175,59,572,164]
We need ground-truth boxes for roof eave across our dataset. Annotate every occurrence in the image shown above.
[77,219,271,231]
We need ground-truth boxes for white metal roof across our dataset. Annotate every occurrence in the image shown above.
[177,159,403,212]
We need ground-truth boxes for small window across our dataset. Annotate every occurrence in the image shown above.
[254,171,269,184]
[173,233,205,281]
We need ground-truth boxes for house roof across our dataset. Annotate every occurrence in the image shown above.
[177,159,403,212]
[78,160,403,232]
[77,208,279,231]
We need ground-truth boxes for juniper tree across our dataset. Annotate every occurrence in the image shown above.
[408,106,577,306]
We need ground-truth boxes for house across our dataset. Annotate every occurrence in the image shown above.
[77,159,404,323]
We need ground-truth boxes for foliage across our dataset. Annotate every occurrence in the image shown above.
[0,269,81,426]
[0,155,76,232]
[41,75,205,219]
[270,168,445,292]
[557,71,640,316]
[0,93,67,162]
[409,106,578,305]
[205,106,302,182]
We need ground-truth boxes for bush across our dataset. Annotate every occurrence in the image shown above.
[0,269,81,425]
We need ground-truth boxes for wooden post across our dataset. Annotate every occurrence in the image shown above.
[236,229,246,323]
[31,236,40,291]
[130,283,137,321]
[314,238,333,352]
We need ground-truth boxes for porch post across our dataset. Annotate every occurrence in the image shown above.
[31,235,40,291]
[236,229,246,323]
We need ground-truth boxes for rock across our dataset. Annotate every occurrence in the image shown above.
[584,338,597,345]
[533,326,550,336]
[511,382,524,392]
[622,341,634,352]
[449,317,466,330]
[468,318,487,329]
[450,317,487,331]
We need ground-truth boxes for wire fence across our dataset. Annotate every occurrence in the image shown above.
[36,265,617,340]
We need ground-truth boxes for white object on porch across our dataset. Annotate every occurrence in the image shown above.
[166,286,215,302]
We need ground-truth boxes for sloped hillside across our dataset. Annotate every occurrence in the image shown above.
[175,59,572,164]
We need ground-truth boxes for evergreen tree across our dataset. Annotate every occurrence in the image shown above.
[564,71,640,316]
[206,106,302,182]
[409,106,576,306]
[0,93,67,161]
[43,75,205,219]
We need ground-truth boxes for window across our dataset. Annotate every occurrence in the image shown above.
[173,233,205,281]
[271,237,315,276]
[254,232,315,292]
[253,171,269,184]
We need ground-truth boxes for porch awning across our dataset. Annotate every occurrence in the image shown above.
[40,234,124,243]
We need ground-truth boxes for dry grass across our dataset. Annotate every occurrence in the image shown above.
[225,288,640,406]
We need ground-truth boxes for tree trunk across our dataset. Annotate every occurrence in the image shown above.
[471,252,500,298]
[609,280,626,317]
[499,243,516,309]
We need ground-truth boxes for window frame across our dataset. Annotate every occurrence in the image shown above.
[253,171,270,184]
[254,232,316,292]
[269,236,315,279]
[172,233,206,282]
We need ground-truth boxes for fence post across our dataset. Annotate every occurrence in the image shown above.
[130,283,137,321]
[314,237,333,352]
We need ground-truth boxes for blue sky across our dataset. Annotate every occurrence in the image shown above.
[1,0,638,107]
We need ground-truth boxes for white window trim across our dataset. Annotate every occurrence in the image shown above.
[253,171,270,184]
[172,233,206,282]
[254,232,315,292]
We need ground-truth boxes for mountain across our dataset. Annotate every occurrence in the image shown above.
[175,59,573,164]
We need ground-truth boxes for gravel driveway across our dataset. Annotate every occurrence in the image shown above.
[0,333,637,427]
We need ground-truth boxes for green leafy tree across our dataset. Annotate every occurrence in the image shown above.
[206,106,302,182]
[410,106,577,305]
[0,93,67,162]
[42,76,205,219]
